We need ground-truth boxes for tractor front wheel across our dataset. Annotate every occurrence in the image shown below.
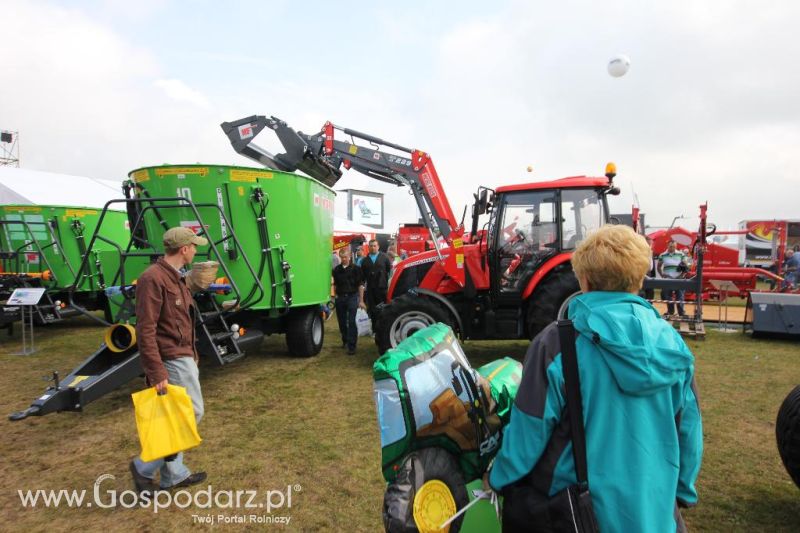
[375,295,452,355]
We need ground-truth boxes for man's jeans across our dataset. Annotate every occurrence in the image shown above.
[335,293,359,350]
[661,289,686,316]
[133,357,204,488]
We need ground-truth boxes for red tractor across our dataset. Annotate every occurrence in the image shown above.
[222,115,621,353]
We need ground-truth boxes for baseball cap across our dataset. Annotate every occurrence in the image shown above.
[163,227,208,248]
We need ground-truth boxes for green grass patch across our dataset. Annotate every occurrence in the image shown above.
[0,317,798,531]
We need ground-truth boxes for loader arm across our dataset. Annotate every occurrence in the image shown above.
[222,115,466,287]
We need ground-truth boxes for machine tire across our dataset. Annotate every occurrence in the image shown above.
[383,448,469,533]
[526,268,580,339]
[776,385,800,489]
[285,307,324,357]
[375,294,452,355]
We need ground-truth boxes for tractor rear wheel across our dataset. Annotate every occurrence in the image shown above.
[375,295,452,355]
[526,269,580,339]
[777,385,800,489]
[285,307,324,357]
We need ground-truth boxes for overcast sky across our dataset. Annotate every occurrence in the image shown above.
[2,0,798,232]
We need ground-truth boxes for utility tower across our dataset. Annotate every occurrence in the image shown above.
[0,130,19,167]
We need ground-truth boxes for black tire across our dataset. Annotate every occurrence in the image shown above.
[776,385,800,489]
[526,268,580,339]
[285,307,324,357]
[375,294,452,355]
[383,448,469,533]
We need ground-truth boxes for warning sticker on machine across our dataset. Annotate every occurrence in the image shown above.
[230,169,273,182]
[68,376,89,388]
[4,206,41,213]
[216,188,229,251]
[64,209,98,218]
[155,167,208,178]
[131,169,150,183]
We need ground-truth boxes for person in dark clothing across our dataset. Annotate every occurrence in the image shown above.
[360,238,392,320]
[642,235,656,300]
[332,248,365,354]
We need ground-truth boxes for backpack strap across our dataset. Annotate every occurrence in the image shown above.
[557,319,589,486]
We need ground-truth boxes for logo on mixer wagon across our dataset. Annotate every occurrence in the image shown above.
[313,194,334,213]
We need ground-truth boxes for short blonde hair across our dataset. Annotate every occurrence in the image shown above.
[571,225,651,293]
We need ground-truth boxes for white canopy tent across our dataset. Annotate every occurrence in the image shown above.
[333,216,378,237]
[0,167,122,208]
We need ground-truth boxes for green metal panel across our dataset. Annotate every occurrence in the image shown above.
[0,205,130,293]
[127,164,334,310]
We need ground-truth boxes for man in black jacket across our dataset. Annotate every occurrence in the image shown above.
[361,239,393,320]
[332,248,366,354]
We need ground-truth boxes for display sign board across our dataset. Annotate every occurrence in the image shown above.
[7,287,46,306]
[347,189,384,229]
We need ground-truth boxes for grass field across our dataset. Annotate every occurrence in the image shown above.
[0,315,799,532]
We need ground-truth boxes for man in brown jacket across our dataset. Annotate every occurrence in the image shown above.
[130,227,208,492]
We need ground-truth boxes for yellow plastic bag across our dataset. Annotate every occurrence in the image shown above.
[132,384,202,462]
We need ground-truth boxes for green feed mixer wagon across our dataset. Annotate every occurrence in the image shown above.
[10,163,335,421]
[0,204,130,328]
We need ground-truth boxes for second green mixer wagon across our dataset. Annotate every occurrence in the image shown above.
[0,204,131,327]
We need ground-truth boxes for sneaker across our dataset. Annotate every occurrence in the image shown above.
[167,472,207,489]
[129,460,157,494]
[347,347,356,355]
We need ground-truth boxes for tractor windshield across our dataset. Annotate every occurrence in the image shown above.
[560,188,605,249]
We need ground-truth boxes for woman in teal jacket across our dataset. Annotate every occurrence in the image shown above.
[489,224,703,532]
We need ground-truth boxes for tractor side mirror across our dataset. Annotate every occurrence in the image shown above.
[475,188,490,215]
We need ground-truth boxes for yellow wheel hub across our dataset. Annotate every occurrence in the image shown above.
[413,479,457,533]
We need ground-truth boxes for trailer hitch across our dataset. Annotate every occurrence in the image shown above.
[8,371,58,421]
[8,405,41,421]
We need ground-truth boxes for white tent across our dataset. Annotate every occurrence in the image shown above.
[0,167,122,208]
[333,216,378,236]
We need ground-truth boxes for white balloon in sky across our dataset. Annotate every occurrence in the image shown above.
[607,55,631,77]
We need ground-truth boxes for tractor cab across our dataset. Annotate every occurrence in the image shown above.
[487,179,610,306]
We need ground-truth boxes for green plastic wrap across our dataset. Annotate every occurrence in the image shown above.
[373,323,522,483]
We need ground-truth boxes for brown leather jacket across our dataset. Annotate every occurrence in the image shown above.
[135,258,198,384]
